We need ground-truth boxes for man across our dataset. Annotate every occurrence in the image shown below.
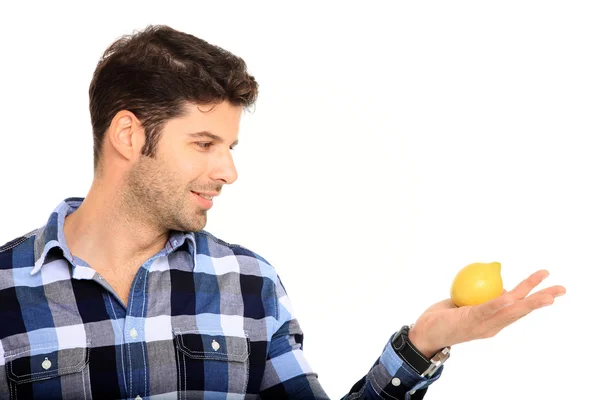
[0,25,565,399]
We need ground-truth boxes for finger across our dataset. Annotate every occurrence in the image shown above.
[486,291,557,331]
[466,280,564,323]
[478,285,566,338]
[508,269,550,300]
[504,285,566,314]
[470,293,514,320]
[518,285,567,310]
[501,289,564,328]
[496,283,564,318]
[530,284,567,299]
[470,287,520,321]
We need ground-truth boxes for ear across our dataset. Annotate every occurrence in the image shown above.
[107,110,145,163]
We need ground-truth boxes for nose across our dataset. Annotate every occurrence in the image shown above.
[209,147,238,185]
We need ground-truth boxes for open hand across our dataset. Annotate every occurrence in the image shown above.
[408,269,566,357]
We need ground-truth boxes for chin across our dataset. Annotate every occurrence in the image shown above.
[186,217,208,233]
[170,214,206,233]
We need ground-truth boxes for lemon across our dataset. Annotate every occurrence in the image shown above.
[450,261,504,307]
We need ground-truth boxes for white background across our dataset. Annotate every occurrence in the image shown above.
[0,1,598,399]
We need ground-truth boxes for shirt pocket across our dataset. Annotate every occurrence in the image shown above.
[172,328,250,396]
[4,340,91,400]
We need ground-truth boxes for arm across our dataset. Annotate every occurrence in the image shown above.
[260,267,566,399]
[258,275,328,398]
[340,336,444,400]
[258,276,443,400]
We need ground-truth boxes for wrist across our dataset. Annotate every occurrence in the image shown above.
[392,324,451,378]
[407,324,441,359]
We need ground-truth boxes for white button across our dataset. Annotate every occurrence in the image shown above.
[391,377,401,386]
[211,340,220,351]
[135,396,142,400]
[41,357,52,370]
[129,328,138,338]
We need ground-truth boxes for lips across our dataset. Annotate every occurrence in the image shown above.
[191,191,219,200]
[191,191,218,209]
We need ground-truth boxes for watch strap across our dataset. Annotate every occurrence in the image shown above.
[391,325,433,375]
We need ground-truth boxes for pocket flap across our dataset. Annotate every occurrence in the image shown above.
[173,329,249,363]
[5,342,90,384]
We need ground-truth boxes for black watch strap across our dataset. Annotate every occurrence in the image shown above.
[391,325,433,375]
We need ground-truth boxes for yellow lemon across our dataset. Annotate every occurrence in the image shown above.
[450,261,503,307]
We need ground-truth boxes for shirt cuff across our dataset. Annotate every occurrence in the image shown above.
[370,334,444,399]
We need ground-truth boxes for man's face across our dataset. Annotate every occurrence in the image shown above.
[123,101,241,233]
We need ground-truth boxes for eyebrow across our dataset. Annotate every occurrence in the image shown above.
[188,131,238,147]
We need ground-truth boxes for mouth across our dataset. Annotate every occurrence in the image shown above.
[193,192,214,200]
[191,191,217,209]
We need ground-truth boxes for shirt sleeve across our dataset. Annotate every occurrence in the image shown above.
[258,275,444,400]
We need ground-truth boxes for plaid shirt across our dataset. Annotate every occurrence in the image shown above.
[0,198,443,399]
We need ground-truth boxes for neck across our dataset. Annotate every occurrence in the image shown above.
[64,179,170,276]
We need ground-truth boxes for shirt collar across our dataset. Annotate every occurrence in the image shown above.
[31,197,197,275]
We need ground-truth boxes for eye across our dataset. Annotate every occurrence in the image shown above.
[195,142,236,151]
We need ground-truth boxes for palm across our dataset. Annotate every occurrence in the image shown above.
[411,269,566,353]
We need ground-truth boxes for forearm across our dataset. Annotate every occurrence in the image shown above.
[265,276,443,399]
[341,334,443,400]
[258,339,442,400]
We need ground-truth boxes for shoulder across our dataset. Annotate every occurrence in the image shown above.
[193,230,279,282]
[0,228,39,280]
[0,228,38,254]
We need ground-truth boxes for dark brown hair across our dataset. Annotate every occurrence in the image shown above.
[88,24,259,171]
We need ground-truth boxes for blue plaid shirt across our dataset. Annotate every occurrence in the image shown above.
[0,198,443,399]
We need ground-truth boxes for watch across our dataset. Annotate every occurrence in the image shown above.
[391,324,451,378]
